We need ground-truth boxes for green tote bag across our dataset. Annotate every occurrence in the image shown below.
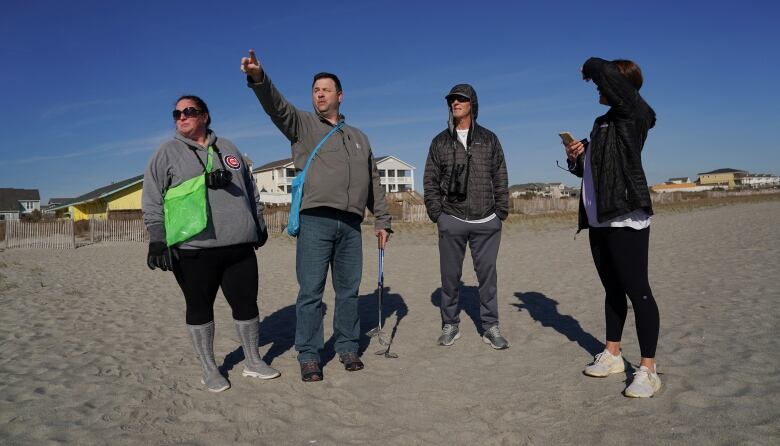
[163,147,213,246]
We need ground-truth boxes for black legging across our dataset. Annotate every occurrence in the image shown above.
[171,244,259,325]
[589,227,659,358]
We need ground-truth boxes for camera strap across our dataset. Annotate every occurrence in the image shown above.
[187,146,214,174]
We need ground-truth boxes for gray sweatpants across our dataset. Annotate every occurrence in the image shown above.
[437,213,502,331]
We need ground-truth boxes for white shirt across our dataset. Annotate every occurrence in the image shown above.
[582,143,651,229]
[456,129,469,149]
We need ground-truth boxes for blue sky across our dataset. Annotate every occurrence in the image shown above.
[2,1,778,202]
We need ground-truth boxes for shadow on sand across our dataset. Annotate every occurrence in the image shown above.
[512,291,603,356]
[220,287,409,373]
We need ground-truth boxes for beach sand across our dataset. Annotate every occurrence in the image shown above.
[1,201,779,445]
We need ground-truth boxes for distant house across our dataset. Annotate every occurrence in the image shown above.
[252,155,416,203]
[510,182,572,198]
[667,177,691,184]
[252,158,295,204]
[696,168,748,188]
[737,173,780,188]
[42,197,72,215]
[0,188,40,220]
[49,175,143,221]
[375,156,415,193]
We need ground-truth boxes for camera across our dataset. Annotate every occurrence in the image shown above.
[206,169,233,189]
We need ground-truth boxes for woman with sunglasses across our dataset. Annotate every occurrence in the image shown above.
[563,58,661,398]
[142,95,279,393]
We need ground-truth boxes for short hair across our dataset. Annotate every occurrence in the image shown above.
[613,60,643,91]
[312,72,342,92]
[175,94,211,127]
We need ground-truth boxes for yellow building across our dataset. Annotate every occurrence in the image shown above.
[697,168,747,188]
[51,175,143,221]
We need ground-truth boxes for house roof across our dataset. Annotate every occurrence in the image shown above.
[697,168,747,175]
[375,155,415,169]
[49,175,143,211]
[0,188,40,212]
[47,198,72,205]
[253,158,294,172]
[668,177,690,181]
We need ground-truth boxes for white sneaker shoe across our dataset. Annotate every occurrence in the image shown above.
[584,350,625,377]
[624,365,662,398]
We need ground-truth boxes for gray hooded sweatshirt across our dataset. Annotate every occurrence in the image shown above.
[142,131,263,248]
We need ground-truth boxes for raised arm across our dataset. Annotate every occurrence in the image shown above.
[582,57,639,119]
[241,49,302,142]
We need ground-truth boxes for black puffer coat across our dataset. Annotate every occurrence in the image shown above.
[569,58,656,230]
[423,84,509,222]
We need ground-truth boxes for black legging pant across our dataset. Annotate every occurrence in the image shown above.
[172,244,259,325]
[589,227,659,358]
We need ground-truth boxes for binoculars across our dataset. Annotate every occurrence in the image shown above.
[447,154,470,201]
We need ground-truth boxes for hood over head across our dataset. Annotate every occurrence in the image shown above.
[446,84,478,137]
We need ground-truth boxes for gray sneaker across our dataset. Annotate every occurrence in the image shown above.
[437,323,461,346]
[482,325,509,350]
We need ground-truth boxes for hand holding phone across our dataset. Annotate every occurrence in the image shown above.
[559,131,576,145]
[559,132,584,160]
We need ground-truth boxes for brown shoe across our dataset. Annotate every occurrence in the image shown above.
[339,352,364,371]
[300,361,322,382]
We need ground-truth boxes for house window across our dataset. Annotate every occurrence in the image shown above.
[397,170,409,177]
[271,171,275,180]
[286,168,296,178]
[285,185,292,193]
[387,170,396,177]
[397,184,410,192]
[378,170,386,177]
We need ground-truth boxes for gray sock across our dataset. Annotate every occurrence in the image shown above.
[234,317,280,379]
[187,321,230,392]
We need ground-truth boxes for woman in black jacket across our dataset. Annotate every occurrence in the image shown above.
[563,58,661,398]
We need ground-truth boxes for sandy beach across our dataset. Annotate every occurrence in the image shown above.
[1,200,779,445]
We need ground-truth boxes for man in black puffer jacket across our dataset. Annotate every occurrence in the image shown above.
[423,84,510,350]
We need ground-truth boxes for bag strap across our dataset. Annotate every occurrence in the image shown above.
[188,146,215,173]
[299,122,345,181]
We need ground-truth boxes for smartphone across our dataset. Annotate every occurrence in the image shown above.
[558,132,576,145]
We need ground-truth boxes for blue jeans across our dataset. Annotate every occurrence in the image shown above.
[295,207,363,363]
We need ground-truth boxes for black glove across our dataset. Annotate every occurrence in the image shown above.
[147,242,172,271]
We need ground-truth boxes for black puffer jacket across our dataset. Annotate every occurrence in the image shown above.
[424,84,509,222]
[569,57,656,231]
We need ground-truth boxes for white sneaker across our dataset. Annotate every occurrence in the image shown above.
[624,365,662,398]
[584,350,625,377]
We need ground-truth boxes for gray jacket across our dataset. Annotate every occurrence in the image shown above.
[248,72,391,230]
[142,131,264,248]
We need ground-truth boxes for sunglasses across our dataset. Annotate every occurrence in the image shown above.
[448,95,471,104]
[172,107,203,120]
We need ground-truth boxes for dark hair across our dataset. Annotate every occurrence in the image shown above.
[613,60,643,91]
[175,95,211,127]
[312,72,342,92]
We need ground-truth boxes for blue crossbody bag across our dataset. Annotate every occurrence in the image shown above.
[287,122,345,237]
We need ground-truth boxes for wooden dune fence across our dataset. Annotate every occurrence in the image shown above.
[511,197,579,214]
[402,202,429,222]
[89,219,148,243]
[3,220,75,249]
[263,210,289,233]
